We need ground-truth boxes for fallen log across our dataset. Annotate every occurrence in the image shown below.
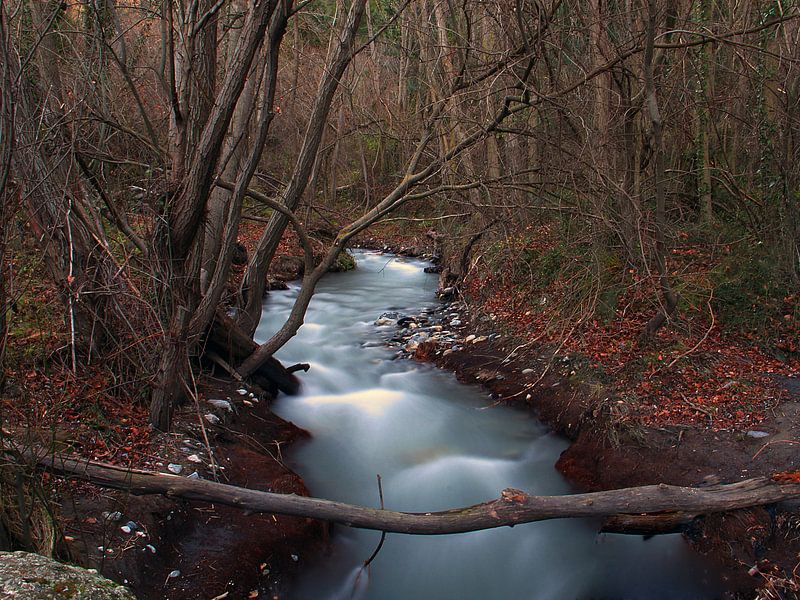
[9,445,800,536]
[207,308,300,395]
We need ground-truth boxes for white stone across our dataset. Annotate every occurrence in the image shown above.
[208,399,232,412]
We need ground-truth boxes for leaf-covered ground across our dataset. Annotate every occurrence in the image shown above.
[461,225,799,432]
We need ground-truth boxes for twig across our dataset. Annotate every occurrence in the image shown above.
[680,393,715,424]
[206,350,244,382]
[352,475,388,596]
[186,367,219,480]
[752,439,800,461]
[662,290,715,371]
[363,474,386,568]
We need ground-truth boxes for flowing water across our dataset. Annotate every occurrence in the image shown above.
[256,250,722,600]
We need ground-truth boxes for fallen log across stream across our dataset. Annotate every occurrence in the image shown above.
[8,445,800,536]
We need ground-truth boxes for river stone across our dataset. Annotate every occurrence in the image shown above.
[207,399,233,412]
[0,551,134,599]
[746,430,770,438]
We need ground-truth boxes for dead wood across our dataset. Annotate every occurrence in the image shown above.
[8,445,800,537]
[207,308,300,395]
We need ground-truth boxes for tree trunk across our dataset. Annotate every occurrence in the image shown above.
[642,0,678,342]
[238,0,368,335]
[694,0,713,225]
[208,309,300,395]
[0,3,13,390]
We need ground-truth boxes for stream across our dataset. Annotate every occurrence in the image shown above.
[256,250,722,599]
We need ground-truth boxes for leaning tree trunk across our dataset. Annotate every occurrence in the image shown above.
[207,308,300,395]
[238,0,368,335]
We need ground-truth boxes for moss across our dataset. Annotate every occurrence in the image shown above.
[329,251,357,273]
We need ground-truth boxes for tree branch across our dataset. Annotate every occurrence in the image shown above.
[9,445,800,537]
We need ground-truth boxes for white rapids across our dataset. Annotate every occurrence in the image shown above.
[256,250,721,600]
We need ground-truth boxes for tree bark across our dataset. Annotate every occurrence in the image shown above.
[641,0,679,342]
[238,0,368,335]
[208,308,300,395]
[11,445,800,537]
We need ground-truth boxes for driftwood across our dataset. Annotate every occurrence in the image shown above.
[207,308,300,395]
[9,445,800,536]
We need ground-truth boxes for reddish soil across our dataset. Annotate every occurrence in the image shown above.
[57,376,328,599]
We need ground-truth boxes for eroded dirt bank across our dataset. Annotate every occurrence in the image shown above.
[60,375,327,599]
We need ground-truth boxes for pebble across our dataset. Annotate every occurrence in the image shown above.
[450,319,461,327]
[167,464,183,474]
[188,472,201,479]
[145,545,156,554]
[208,399,233,412]
[168,570,181,579]
[120,521,137,534]
[236,388,248,396]
[187,454,203,463]
[472,336,488,344]
[746,430,770,439]
[103,511,123,522]
[522,368,535,374]
[465,334,476,343]
[204,413,221,425]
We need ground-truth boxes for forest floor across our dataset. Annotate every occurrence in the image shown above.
[427,326,800,597]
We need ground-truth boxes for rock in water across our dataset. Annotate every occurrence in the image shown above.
[0,551,134,598]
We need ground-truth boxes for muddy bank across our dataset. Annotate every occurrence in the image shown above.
[379,296,800,598]
[60,375,327,599]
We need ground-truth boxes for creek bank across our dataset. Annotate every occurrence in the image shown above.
[59,374,327,599]
[379,294,800,598]
[48,245,352,598]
